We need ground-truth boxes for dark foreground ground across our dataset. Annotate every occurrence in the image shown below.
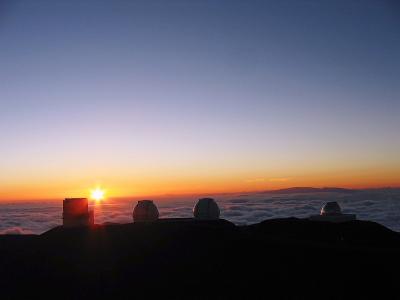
[1,218,399,299]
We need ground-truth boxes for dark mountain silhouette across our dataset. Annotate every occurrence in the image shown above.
[261,186,357,194]
[1,218,399,299]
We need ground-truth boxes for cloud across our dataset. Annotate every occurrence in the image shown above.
[0,227,33,235]
[1,189,400,234]
[228,199,250,204]
[222,211,244,217]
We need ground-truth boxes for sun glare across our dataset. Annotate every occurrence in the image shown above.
[91,188,105,202]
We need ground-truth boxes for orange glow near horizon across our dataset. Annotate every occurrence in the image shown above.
[0,164,399,202]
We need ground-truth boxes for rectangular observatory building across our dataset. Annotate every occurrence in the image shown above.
[63,198,94,227]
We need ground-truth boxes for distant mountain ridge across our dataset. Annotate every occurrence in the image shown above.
[261,187,357,194]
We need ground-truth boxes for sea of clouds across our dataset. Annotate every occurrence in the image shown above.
[1,189,399,234]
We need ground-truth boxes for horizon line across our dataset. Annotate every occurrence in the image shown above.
[1,185,399,203]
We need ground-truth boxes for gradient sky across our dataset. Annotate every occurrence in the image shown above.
[1,0,399,200]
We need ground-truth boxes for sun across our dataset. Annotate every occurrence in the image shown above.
[90,188,105,202]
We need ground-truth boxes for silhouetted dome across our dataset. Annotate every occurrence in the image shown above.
[320,201,342,216]
[193,198,220,220]
[133,200,159,222]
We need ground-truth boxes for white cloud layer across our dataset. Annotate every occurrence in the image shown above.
[1,189,399,234]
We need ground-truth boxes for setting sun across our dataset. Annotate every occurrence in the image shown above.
[91,188,105,202]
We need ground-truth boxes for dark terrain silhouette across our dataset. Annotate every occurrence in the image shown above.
[1,218,399,299]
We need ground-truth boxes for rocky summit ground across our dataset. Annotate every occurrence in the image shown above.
[1,218,399,299]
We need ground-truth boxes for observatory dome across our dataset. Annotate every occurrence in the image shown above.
[193,198,220,220]
[133,200,159,222]
[320,201,342,216]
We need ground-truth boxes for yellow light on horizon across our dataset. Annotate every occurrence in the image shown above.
[90,188,105,202]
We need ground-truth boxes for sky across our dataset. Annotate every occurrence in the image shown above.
[0,0,399,201]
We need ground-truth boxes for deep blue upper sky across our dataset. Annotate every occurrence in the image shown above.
[0,0,399,198]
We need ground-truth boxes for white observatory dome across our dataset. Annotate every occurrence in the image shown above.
[133,200,159,222]
[193,198,220,220]
[320,201,342,216]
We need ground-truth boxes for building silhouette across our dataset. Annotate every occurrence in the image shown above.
[309,201,356,223]
[63,198,94,227]
[133,200,159,222]
[193,198,220,220]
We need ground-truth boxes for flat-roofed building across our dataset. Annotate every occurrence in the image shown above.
[63,198,94,227]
